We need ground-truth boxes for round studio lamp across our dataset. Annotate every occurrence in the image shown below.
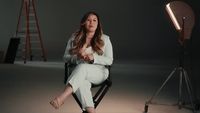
[165,1,195,44]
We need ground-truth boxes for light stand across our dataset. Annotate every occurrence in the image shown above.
[144,17,196,113]
[143,1,199,113]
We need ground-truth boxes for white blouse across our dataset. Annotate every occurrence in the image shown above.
[63,34,113,66]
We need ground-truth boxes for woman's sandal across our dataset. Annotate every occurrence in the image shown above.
[50,97,64,109]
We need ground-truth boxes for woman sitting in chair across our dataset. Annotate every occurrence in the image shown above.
[50,11,113,113]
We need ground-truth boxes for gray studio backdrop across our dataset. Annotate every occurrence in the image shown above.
[0,0,200,61]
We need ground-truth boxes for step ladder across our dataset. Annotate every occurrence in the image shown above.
[15,0,47,63]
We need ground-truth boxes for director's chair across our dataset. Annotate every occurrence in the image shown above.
[64,62,112,113]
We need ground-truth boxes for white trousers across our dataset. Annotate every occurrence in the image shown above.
[66,64,109,109]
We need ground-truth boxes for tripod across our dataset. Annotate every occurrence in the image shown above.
[144,17,197,113]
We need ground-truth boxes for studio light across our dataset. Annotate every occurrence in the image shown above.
[143,1,199,113]
[165,1,195,44]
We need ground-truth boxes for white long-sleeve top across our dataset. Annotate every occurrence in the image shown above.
[63,34,113,66]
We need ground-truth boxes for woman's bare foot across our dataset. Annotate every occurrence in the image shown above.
[50,97,64,109]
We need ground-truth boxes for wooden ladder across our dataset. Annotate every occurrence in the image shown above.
[16,0,47,63]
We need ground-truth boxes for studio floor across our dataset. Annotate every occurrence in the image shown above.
[0,59,199,113]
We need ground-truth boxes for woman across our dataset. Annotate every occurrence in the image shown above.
[50,11,113,113]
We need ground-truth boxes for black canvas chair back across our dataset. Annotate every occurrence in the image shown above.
[64,63,112,113]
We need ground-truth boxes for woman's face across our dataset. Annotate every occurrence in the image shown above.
[85,14,98,33]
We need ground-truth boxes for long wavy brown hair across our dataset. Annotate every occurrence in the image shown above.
[69,11,104,55]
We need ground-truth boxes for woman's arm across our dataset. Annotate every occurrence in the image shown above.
[63,37,81,64]
[93,35,113,65]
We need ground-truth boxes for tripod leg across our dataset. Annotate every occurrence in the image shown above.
[184,70,200,110]
[178,67,183,109]
[144,67,177,113]
[184,70,195,99]
[183,69,196,113]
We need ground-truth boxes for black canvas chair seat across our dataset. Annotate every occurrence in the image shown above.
[64,62,112,113]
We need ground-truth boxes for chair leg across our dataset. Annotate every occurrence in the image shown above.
[93,85,106,100]
[94,85,110,108]
[72,93,82,109]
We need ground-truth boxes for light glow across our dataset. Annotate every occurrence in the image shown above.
[166,3,181,30]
